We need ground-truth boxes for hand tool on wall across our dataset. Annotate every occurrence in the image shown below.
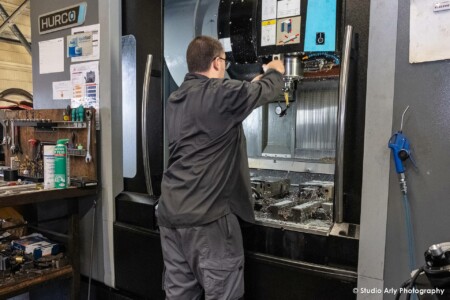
[85,110,92,163]
[10,119,16,155]
[2,119,10,145]
[1,120,5,145]
[28,139,38,162]
[35,141,43,161]
[388,105,417,273]
[64,105,71,121]
[78,105,85,122]
[71,108,77,122]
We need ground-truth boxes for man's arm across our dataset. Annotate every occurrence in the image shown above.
[252,60,285,82]
[217,59,285,124]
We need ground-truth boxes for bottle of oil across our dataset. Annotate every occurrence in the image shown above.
[54,139,69,189]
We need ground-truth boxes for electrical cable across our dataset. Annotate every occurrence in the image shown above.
[407,267,424,300]
[395,267,424,300]
[395,278,412,300]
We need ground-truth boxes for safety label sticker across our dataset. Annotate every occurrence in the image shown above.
[261,20,277,46]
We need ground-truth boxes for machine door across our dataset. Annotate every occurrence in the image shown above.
[121,0,164,196]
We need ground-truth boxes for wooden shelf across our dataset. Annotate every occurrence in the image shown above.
[0,187,95,299]
[0,265,73,298]
[0,187,97,208]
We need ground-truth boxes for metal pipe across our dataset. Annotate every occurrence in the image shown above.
[0,0,29,36]
[141,54,154,196]
[0,36,23,45]
[334,25,353,223]
[0,3,31,54]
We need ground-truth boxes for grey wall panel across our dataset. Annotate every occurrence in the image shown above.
[30,0,99,108]
[384,0,450,295]
[30,0,122,288]
[357,0,398,298]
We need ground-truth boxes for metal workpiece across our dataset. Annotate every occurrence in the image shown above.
[252,176,334,235]
[329,222,360,240]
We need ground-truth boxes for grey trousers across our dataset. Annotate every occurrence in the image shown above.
[159,214,245,300]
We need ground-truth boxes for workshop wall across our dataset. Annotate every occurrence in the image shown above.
[30,0,99,109]
[0,0,32,93]
[28,0,123,289]
[384,0,450,296]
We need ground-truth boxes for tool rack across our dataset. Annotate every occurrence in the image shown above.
[0,108,98,299]
[1,108,97,183]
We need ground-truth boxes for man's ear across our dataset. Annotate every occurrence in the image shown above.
[212,58,220,71]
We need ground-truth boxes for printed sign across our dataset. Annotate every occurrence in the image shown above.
[67,32,93,58]
[276,16,301,45]
[39,2,87,35]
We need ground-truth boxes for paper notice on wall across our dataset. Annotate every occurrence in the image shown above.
[261,20,277,46]
[67,32,93,58]
[219,37,232,52]
[39,38,64,74]
[52,81,73,100]
[70,61,98,106]
[70,61,100,128]
[71,24,100,62]
[262,0,277,20]
[410,0,450,63]
[277,0,301,18]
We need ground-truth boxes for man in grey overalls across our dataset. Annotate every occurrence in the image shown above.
[158,35,284,300]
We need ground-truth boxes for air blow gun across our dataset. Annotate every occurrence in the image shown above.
[388,106,417,273]
[388,106,415,195]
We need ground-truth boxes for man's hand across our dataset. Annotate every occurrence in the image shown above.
[265,60,285,75]
[251,74,264,82]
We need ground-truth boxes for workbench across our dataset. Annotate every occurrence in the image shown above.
[0,187,97,299]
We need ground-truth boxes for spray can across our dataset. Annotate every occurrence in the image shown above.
[54,139,70,189]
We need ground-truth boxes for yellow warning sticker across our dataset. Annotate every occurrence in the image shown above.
[262,20,276,26]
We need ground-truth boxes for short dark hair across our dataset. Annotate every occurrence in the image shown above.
[186,36,224,73]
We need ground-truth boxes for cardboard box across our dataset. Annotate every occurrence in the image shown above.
[11,233,60,259]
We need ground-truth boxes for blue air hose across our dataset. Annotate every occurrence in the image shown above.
[402,193,416,272]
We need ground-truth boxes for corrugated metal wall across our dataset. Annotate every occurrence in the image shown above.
[0,0,32,93]
[295,80,339,161]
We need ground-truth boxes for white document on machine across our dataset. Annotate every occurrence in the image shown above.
[410,0,450,63]
[277,0,301,18]
[262,0,277,20]
[52,81,73,100]
[39,38,64,74]
[71,24,100,62]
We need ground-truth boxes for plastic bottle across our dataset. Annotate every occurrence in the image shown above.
[54,139,70,189]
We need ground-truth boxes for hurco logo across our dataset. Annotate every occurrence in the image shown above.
[39,3,87,34]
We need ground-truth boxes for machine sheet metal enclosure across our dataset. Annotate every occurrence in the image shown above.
[164,0,348,235]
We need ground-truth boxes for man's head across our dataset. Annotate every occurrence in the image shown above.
[186,36,228,78]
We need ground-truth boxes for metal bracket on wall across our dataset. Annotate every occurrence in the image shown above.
[0,0,31,54]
